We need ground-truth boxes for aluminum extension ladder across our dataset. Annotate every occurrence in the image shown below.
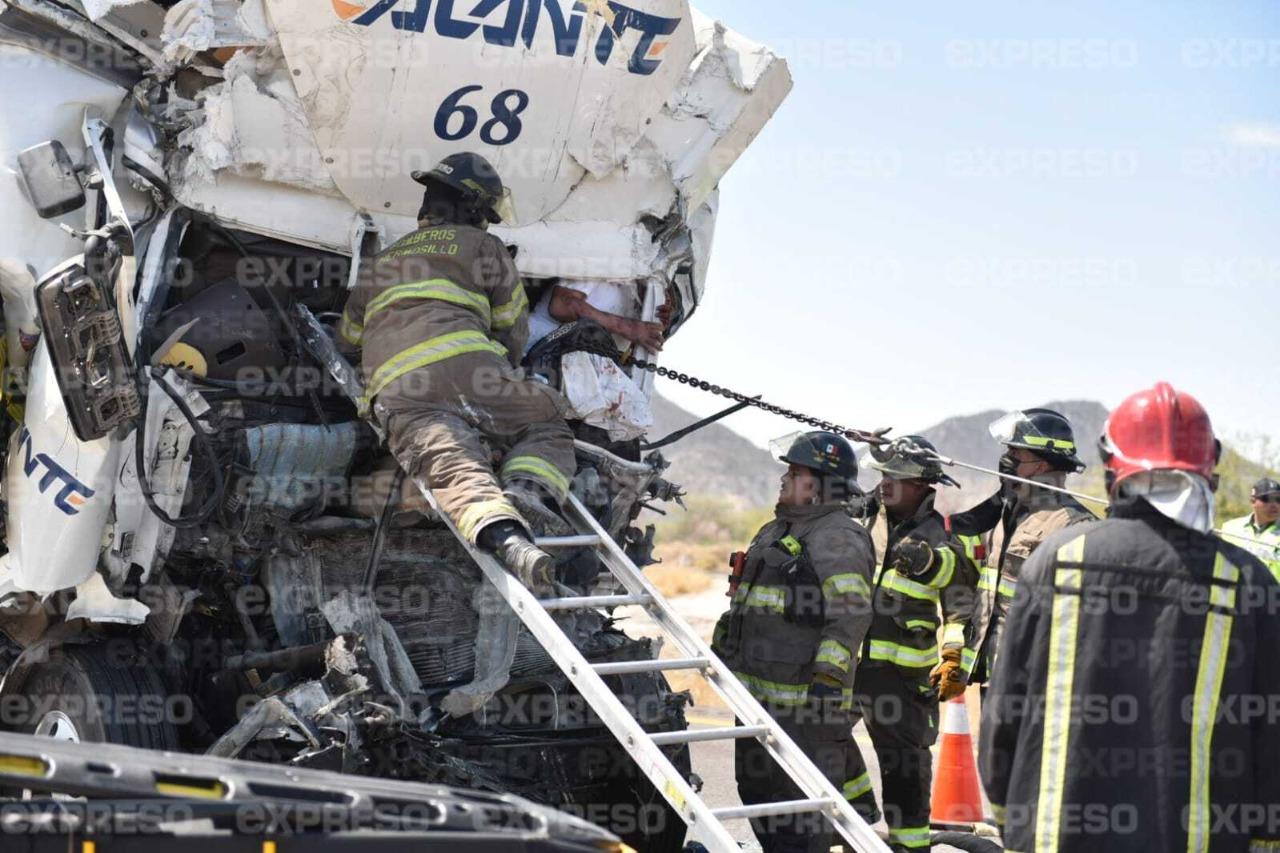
[418,484,890,853]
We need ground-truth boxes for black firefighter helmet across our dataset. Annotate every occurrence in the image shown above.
[412,152,513,224]
[989,407,1086,473]
[770,430,862,498]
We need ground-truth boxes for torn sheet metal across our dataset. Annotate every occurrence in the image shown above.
[176,47,340,194]
[106,370,206,586]
[160,0,272,65]
[169,3,790,294]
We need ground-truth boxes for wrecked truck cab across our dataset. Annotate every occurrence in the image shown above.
[0,0,790,847]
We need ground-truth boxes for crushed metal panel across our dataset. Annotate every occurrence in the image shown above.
[262,0,697,223]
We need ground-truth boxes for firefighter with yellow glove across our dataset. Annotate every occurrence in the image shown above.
[712,431,875,853]
[841,436,978,853]
[948,408,1094,688]
[340,153,574,594]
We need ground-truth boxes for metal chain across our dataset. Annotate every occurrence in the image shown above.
[624,354,892,446]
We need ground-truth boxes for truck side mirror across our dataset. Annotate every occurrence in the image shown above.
[16,140,86,219]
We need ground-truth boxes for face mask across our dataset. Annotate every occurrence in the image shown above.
[998,454,1020,477]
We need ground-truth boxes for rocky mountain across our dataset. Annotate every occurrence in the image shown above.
[651,395,1112,514]
[650,394,782,508]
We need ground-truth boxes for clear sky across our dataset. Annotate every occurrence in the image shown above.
[657,0,1280,454]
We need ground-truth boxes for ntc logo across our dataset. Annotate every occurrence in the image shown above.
[333,0,682,76]
[17,427,94,516]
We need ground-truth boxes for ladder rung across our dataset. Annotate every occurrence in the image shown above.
[592,657,711,676]
[712,798,838,821]
[535,535,603,549]
[649,725,769,746]
[540,594,651,611]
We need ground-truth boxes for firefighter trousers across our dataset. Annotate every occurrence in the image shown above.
[735,699,850,853]
[844,664,938,852]
[374,358,576,544]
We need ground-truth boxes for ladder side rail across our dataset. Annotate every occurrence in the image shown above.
[415,486,743,852]
[563,493,892,853]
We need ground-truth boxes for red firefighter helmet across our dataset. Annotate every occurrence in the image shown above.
[1099,382,1220,492]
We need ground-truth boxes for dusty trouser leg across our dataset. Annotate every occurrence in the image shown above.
[383,407,522,542]
[842,689,883,827]
[860,666,937,852]
[380,402,553,594]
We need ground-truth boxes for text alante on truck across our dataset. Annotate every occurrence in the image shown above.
[337,0,683,76]
[0,0,791,848]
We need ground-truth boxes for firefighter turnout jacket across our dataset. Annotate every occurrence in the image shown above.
[338,220,575,542]
[950,490,1094,684]
[862,492,978,677]
[339,222,530,410]
[979,499,1280,852]
[713,503,876,707]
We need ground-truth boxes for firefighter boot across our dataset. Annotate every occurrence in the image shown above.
[478,521,555,596]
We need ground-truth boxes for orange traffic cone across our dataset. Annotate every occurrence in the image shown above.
[930,694,985,825]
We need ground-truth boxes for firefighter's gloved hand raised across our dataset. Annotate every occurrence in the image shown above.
[888,537,935,577]
[930,647,967,702]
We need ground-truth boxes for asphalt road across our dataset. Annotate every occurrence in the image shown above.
[684,717,882,850]
[681,707,993,852]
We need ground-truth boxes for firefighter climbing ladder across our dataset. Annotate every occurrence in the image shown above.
[416,479,891,853]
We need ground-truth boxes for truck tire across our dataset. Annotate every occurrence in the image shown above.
[14,644,179,750]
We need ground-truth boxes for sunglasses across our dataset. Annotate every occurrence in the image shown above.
[1255,495,1280,504]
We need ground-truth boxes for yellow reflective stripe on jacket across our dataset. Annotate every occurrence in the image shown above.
[904,619,937,632]
[816,638,853,673]
[978,565,1017,599]
[930,545,957,588]
[364,331,508,404]
[867,639,938,668]
[1036,534,1086,853]
[879,570,940,603]
[843,772,873,801]
[365,278,492,328]
[1187,551,1239,853]
[737,584,787,614]
[960,646,978,676]
[500,455,570,499]
[889,826,931,850]
[823,572,870,599]
[339,310,364,346]
[732,672,809,706]
[492,283,528,330]
[942,622,966,648]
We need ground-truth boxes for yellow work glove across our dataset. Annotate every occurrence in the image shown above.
[930,646,967,702]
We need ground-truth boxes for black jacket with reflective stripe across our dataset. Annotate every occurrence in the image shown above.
[860,492,978,683]
[979,499,1280,853]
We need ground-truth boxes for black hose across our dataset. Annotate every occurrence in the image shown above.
[135,367,226,528]
[362,467,406,593]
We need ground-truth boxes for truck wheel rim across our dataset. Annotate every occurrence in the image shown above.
[34,711,81,743]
